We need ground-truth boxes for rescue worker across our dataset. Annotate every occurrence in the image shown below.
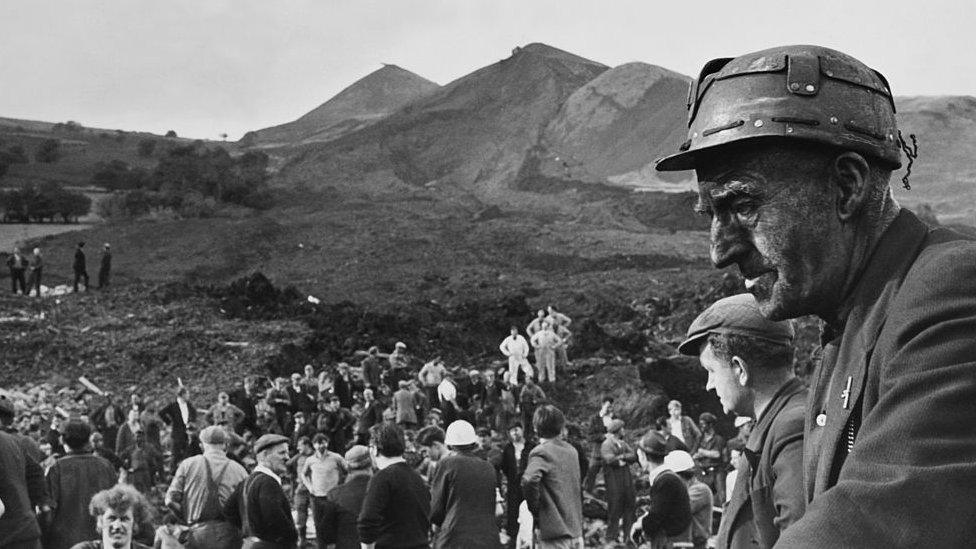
[656,44,976,547]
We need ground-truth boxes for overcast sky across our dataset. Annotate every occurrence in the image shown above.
[1,0,972,140]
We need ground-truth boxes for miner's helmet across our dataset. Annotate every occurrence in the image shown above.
[655,45,902,172]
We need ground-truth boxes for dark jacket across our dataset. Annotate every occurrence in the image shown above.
[45,452,118,549]
[358,461,431,549]
[159,399,197,447]
[73,248,86,272]
[0,430,43,547]
[430,451,500,549]
[320,472,371,549]
[716,377,806,549]
[225,470,297,548]
[778,210,976,547]
[642,468,691,538]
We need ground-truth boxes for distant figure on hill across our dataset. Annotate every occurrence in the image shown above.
[28,247,43,296]
[97,243,111,289]
[7,247,28,295]
[499,326,532,386]
[73,241,89,292]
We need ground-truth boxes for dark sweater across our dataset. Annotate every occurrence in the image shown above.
[358,461,431,548]
[643,469,692,538]
[321,472,371,549]
[225,471,298,548]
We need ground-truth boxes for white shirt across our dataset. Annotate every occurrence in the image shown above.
[500,334,530,359]
[668,417,685,442]
[177,398,189,425]
[254,464,282,485]
[437,379,457,402]
[647,463,672,486]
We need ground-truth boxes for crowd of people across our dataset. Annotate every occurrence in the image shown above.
[5,42,976,549]
[5,241,112,296]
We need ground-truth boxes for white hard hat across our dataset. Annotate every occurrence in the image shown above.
[444,420,478,446]
[664,450,696,473]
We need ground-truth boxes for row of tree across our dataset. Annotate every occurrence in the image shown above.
[0,182,92,223]
[90,144,274,216]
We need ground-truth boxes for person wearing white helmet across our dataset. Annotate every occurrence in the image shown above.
[429,420,499,549]
[666,450,713,549]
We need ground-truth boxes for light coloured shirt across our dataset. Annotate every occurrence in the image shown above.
[530,330,563,350]
[177,399,189,425]
[418,361,446,388]
[500,335,530,359]
[669,417,685,443]
[165,450,248,524]
[437,379,457,403]
[301,451,347,496]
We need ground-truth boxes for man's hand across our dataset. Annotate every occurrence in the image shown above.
[630,513,647,546]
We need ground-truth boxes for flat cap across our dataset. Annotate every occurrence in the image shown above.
[637,430,669,457]
[199,425,228,445]
[344,445,372,470]
[678,293,794,356]
[254,433,289,454]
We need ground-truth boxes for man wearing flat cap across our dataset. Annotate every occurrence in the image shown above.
[318,445,373,549]
[224,433,297,548]
[166,425,247,548]
[658,44,976,547]
[600,419,637,545]
[630,430,691,549]
[679,293,805,549]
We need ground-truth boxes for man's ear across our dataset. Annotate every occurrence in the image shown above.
[731,356,750,387]
[833,152,872,221]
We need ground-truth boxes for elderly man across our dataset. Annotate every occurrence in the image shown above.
[224,433,297,548]
[656,44,976,547]
[165,425,248,549]
[678,293,806,548]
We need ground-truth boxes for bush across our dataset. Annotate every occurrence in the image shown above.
[0,182,90,222]
[34,138,61,163]
[165,130,177,138]
[137,138,156,158]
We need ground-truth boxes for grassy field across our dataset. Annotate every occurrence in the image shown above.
[0,223,92,253]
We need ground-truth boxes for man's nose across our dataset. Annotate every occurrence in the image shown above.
[710,216,749,269]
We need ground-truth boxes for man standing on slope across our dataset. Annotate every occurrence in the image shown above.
[73,241,89,292]
[655,44,976,547]
[678,293,806,548]
[499,326,532,386]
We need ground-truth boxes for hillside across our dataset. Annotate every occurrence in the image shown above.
[536,62,693,189]
[277,43,610,203]
[240,65,440,149]
[892,95,976,223]
[0,117,230,189]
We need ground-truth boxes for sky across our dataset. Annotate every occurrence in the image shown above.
[1,0,973,140]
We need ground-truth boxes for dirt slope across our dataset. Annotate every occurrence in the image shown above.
[538,62,692,188]
[240,65,439,149]
[278,43,609,203]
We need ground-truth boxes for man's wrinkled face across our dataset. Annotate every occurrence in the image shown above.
[695,146,840,320]
[699,343,750,416]
[98,507,134,548]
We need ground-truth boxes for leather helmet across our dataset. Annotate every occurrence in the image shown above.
[656,45,901,171]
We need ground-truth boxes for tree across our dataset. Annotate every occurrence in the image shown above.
[35,138,61,163]
[165,130,177,138]
[137,138,156,158]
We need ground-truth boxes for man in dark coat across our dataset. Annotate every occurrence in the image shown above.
[159,386,197,474]
[44,419,117,549]
[97,243,112,289]
[631,431,691,547]
[678,293,806,548]
[0,429,45,549]
[499,422,533,545]
[7,247,28,294]
[224,433,297,548]
[229,376,260,435]
[319,445,372,549]
[429,420,499,549]
[656,44,976,547]
[73,241,89,292]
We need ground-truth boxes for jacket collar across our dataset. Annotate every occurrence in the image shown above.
[745,377,806,467]
[820,209,930,346]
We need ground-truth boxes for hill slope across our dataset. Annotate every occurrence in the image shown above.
[892,95,976,223]
[536,62,692,189]
[240,65,439,149]
[278,43,609,202]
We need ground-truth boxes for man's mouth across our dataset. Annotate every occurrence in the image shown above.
[742,269,775,291]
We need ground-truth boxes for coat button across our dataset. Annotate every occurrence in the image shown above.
[816,413,827,427]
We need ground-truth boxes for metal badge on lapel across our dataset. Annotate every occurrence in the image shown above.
[841,376,853,409]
